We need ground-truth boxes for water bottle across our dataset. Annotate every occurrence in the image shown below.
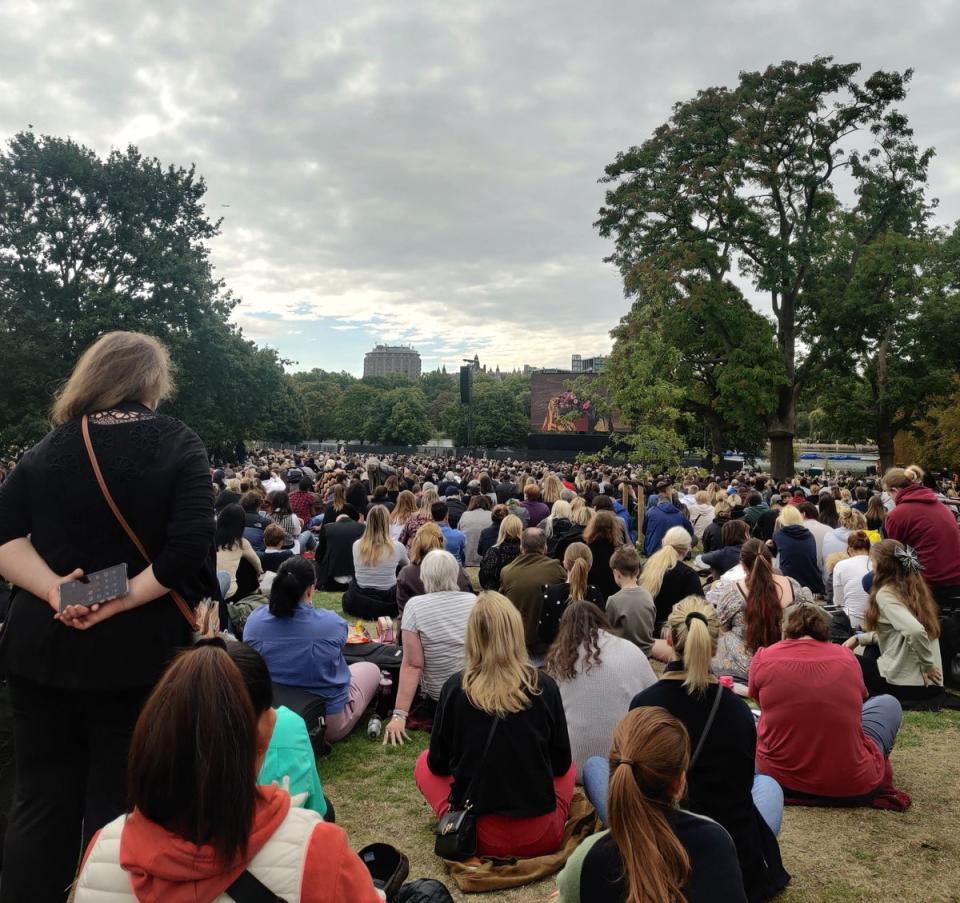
[367,714,382,740]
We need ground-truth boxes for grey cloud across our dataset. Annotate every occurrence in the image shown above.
[2,0,958,372]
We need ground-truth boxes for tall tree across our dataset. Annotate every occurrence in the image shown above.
[597,57,931,478]
[0,131,296,448]
[443,377,529,448]
[807,226,960,469]
[290,369,356,440]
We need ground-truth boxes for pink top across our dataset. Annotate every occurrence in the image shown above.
[748,639,885,797]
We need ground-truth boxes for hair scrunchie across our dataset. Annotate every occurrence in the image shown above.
[894,544,924,575]
[685,611,708,628]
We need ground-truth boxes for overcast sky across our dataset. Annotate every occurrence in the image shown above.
[2,0,958,375]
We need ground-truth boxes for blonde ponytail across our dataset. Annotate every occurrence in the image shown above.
[666,597,720,696]
[563,543,593,602]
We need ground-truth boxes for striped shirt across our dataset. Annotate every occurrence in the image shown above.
[401,590,477,699]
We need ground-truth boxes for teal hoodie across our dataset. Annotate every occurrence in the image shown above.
[258,705,327,817]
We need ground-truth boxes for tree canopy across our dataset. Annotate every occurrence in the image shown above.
[0,131,300,450]
[597,57,936,478]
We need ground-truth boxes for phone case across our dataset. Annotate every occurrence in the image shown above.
[59,564,129,611]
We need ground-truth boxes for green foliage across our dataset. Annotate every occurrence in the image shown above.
[597,56,933,477]
[806,225,960,466]
[0,131,297,449]
[443,376,529,448]
[290,369,356,440]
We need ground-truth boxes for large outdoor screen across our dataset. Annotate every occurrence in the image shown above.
[529,371,625,434]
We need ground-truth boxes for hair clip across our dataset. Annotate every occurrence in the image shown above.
[894,545,924,575]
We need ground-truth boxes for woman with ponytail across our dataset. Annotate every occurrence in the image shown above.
[244,557,381,742]
[545,600,654,781]
[537,542,605,647]
[584,596,788,900]
[708,539,812,681]
[74,643,380,902]
[557,707,747,903]
[639,526,704,629]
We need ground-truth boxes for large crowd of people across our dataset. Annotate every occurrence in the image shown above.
[0,331,959,902]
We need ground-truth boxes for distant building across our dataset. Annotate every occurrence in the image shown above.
[571,354,605,373]
[363,344,422,379]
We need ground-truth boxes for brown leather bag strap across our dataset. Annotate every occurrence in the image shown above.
[81,415,196,628]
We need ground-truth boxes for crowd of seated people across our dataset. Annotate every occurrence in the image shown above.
[7,391,960,903]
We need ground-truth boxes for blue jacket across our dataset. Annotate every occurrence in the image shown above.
[772,525,824,595]
[439,522,467,564]
[244,603,351,713]
[612,500,636,544]
[642,503,694,557]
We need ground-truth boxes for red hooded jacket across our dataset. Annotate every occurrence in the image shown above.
[81,786,381,903]
[884,484,960,587]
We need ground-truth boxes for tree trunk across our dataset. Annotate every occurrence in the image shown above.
[768,382,797,481]
[877,426,895,474]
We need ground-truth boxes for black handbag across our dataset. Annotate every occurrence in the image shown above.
[434,716,499,860]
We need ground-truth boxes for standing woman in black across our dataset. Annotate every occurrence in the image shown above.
[0,332,216,903]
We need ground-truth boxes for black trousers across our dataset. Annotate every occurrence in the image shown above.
[0,676,149,903]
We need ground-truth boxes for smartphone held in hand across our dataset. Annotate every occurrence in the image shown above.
[59,564,129,611]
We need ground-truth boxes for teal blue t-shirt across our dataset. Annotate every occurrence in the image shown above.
[258,705,327,817]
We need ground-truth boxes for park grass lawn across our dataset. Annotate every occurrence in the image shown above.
[314,591,960,902]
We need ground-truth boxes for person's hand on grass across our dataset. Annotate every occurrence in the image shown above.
[383,714,410,747]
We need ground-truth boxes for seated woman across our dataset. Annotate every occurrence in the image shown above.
[639,526,704,632]
[322,483,360,527]
[544,601,655,781]
[845,539,945,707]
[697,519,750,581]
[557,708,747,903]
[259,522,295,573]
[396,523,473,619]
[244,557,381,743]
[74,643,380,902]
[267,490,303,546]
[553,499,591,561]
[458,495,494,566]
[537,542,606,648]
[770,505,824,595]
[542,498,573,544]
[398,489,440,548]
[415,592,576,859]
[228,641,331,820]
[831,531,872,629]
[821,506,868,584]
[478,513,524,590]
[709,539,812,682]
[866,494,887,532]
[750,603,903,804]
[216,502,264,601]
[342,504,408,619]
[388,490,418,541]
[582,597,788,902]
[583,510,625,601]
[383,550,477,744]
[478,504,508,560]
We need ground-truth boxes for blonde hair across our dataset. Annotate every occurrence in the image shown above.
[639,526,691,598]
[563,542,593,601]
[775,505,804,528]
[666,597,720,695]
[52,331,174,425]
[462,592,539,716]
[390,490,417,524]
[695,490,710,505]
[541,474,564,505]
[409,522,444,564]
[550,499,572,520]
[418,489,440,517]
[838,507,868,530]
[497,514,523,545]
[356,505,393,566]
[569,498,592,527]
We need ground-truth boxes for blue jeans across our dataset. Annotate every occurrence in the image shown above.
[861,694,902,756]
[582,757,784,837]
[216,570,231,599]
[298,530,317,553]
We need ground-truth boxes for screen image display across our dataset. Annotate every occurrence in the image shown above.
[529,372,625,434]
